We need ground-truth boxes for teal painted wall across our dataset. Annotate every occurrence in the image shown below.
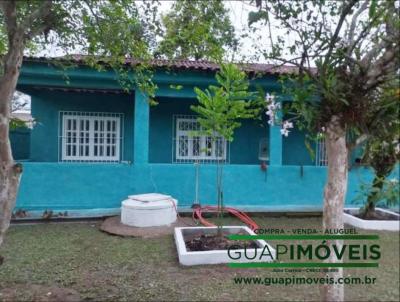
[231,118,269,165]
[283,128,315,166]
[28,89,134,162]
[15,163,399,215]
[282,129,365,166]
[149,97,268,164]
[149,98,189,163]
[27,91,270,165]
[281,104,364,166]
[134,91,150,163]
[281,103,315,166]
[17,163,134,210]
[19,59,284,166]
[15,60,396,217]
[10,127,31,160]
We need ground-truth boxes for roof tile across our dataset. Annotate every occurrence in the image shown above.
[24,55,304,75]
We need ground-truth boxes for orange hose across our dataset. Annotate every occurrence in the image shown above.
[193,205,259,231]
[168,199,259,230]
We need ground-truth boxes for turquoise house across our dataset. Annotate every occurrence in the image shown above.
[13,57,382,218]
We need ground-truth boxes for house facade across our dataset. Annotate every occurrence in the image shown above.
[13,57,381,218]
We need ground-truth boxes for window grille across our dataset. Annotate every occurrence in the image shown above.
[172,115,229,164]
[59,111,124,162]
[258,138,269,161]
[315,137,328,166]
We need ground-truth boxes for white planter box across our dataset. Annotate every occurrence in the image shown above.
[174,226,275,266]
[344,208,400,231]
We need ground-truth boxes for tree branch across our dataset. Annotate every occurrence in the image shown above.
[22,0,54,41]
[322,0,358,70]
[347,0,369,47]
[361,2,399,90]
[364,47,399,90]
[0,1,24,84]
[0,1,19,40]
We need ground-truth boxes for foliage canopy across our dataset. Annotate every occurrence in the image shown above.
[156,0,237,61]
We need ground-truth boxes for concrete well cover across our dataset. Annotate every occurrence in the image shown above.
[128,193,172,202]
[122,198,177,210]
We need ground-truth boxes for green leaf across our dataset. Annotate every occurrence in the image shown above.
[369,0,378,18]
[169,84,183,90]
[248,11,269,26]
[192,63,252,141]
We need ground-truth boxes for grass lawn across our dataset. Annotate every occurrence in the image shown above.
[0,216,398,301]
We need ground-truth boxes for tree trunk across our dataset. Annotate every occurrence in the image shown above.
[362,175,384,219]
[216,158,224,237]
[320,116,348,302]
[0,33,25,249]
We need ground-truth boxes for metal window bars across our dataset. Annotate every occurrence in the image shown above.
[172,115,230,164]
[315,137,328,166]
[58,111,124,163]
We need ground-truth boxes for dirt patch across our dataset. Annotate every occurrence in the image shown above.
[0,284,80,302]
[184,230,259,251]
[99,215,195,238]
[183,230,260,252]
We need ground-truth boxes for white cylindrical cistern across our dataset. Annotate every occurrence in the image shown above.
[121,193,178,227]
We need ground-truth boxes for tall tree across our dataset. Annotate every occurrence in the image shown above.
[248,0,399,301]
[156,0,237,60]
[0,0,159,250]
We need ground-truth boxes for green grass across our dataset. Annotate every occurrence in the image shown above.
[0,216,398,301]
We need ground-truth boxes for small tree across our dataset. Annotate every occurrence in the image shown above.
[349,81,400,217]
[192,63,254,235]
[360,128,399,217]
[361,84,400,217]
[360,144,399,217]
[356,173,400,219]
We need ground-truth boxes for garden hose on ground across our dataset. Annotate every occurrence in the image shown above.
[192,205,259,231]
[169,199,259,230]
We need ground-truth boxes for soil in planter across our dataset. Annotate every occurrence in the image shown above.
[184,230,259,252]
[345,209,400,221]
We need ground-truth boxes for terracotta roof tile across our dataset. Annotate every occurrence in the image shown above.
[23,55,304,75]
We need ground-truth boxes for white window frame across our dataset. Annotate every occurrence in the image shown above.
[315,137,328,166]
[60,111,123,162]
[175,117,227,162]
